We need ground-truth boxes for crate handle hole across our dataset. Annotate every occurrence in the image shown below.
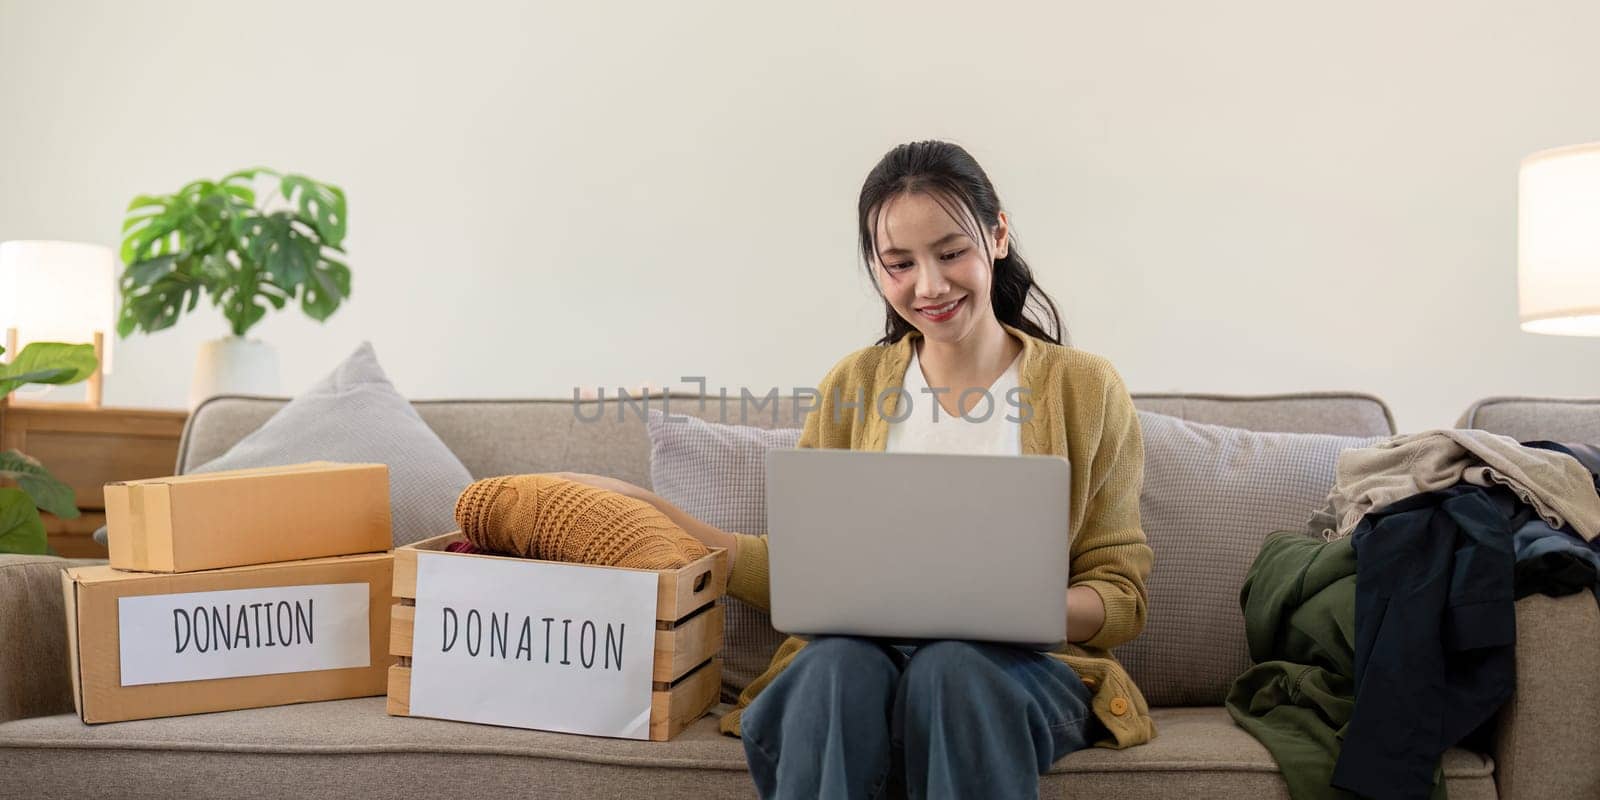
[694,571,710,592]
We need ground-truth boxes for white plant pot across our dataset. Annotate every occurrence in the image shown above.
[189,337,282,410]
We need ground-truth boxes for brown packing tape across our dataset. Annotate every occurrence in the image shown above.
[154,484,176,572]
[110,482,173,572]
[129,483,147,570]
[103,484,130,568]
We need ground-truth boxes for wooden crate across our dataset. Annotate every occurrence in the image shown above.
[387,532,727,741]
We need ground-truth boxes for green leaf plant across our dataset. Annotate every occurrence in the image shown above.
[118,169,351,338]
[0,342,99,554]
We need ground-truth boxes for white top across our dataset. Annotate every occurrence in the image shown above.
[885,344,1024,455]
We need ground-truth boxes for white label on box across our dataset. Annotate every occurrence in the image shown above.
[407,551,658,740]
[118,583,371,687]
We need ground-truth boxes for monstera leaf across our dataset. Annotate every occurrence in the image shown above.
[118,169,351,337]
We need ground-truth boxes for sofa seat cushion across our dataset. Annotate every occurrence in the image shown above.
[0,701,1495,799]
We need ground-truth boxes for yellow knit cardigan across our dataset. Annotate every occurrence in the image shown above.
[719,322,1157,748]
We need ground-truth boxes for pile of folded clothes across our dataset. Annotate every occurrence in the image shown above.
[448,474,709,569]
[1229,431,1600,800]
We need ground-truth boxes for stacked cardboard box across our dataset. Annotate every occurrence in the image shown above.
[62,461,397,723]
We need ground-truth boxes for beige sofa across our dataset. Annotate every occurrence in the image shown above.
[1,391,1597,799]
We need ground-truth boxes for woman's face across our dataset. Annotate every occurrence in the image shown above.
[872,191,1009,345]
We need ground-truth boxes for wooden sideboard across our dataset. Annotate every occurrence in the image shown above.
[0,402,189,558]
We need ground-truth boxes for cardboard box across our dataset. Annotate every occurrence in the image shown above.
[104,461,392,573]
[63,552,394,724]
[387,532,727,741]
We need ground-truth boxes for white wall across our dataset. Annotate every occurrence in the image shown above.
[3,0,1598,431]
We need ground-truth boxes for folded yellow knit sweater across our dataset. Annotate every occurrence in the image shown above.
[454,474,709,570]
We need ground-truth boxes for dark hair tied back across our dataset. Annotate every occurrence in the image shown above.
[857,140,1067,347]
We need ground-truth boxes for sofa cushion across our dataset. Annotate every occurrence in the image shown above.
[645,409,801,700]
[1457,397,1600,443]
[0,700,1494,800]
[178,342,472,547]
[1119,412,1386,707]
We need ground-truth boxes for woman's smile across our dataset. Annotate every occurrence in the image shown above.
[917,296,966,322]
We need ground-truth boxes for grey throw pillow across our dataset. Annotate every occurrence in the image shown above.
[97,342,472,549]
[1119,411,1385,706]
[645,408,801,701]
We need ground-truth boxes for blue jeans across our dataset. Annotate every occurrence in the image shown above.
[741,636,1097,800]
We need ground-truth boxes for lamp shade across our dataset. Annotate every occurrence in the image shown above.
[0,240,117,372]
[1519,142,1600,336]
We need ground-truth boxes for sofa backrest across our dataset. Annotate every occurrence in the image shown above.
[177,390,1398,476]
[1457,397,1600,442]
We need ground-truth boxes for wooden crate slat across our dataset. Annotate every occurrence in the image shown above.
[657,550,730,620]
[648,658,722,741]
[393,548,417,599]
[388,659,722,743]
[390,604,415,657]
[651,602,724,683]
[388,665,412,715]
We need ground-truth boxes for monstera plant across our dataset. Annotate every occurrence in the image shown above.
[118,168,352,405]
[0,342,99,554]
[118,168,350,337]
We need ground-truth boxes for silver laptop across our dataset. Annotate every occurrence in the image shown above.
[765,448,1072,651]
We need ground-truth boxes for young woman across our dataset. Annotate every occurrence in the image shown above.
[559,140,1153,799]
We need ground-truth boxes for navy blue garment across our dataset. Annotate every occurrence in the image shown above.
[1331,485,1533,800]
[1512,441,1600,603]
[1512,519,1600,601]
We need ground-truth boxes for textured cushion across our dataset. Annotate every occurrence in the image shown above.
[1119,411,1386,707]
[0,700,1495,800]
[645,409,801,699]
[1457,396,1600,443]
[99,343,473,548]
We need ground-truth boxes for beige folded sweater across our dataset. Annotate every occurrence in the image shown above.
[1309,429,1600,541]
